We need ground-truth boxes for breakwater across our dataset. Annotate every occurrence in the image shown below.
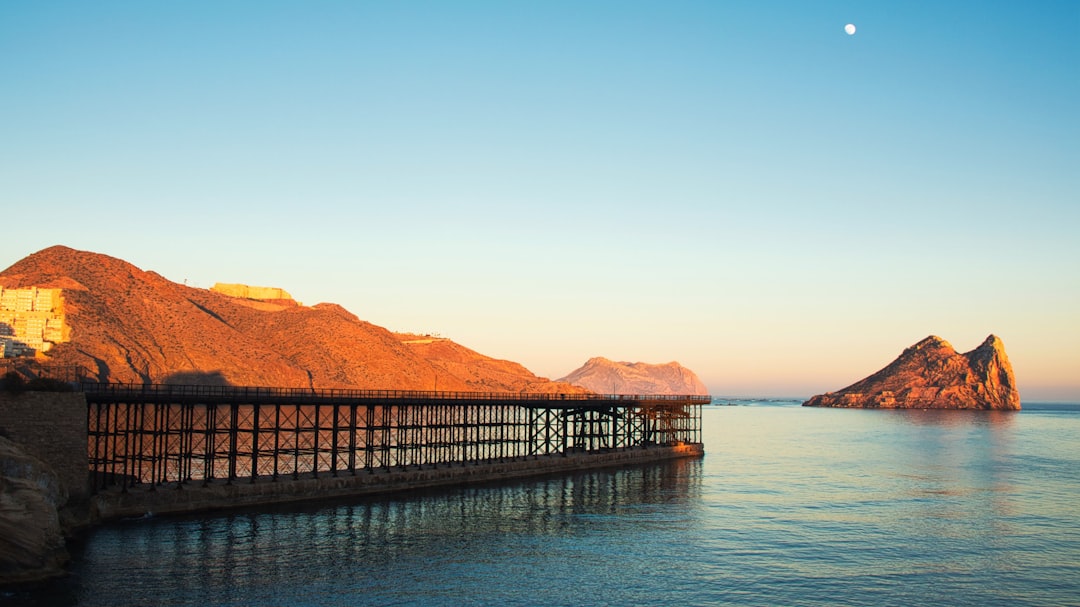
[82,384,706,519]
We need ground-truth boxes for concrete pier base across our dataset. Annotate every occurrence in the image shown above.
[91,443,704,521]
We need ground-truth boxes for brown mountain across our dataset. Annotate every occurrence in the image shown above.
[398,335,589,394]
[0,245,583,392]
[803,335,1021,410]
[558,357,709,396]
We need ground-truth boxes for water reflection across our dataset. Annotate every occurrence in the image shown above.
[882,408,1018,512]
[885,408,1019,428]
[696,406,1080,605]
[56,459,701,607]
[11,406,1080,607]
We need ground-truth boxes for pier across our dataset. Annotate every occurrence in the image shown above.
[77,383,707,518]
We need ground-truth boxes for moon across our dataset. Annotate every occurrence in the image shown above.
[844,23,856,35]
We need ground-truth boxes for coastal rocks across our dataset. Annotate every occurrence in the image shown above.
[559,357,708,395]
[0,436,69,584]
[803,335,1021,410]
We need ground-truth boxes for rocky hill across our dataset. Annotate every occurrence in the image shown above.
[558,357,708,395]
[0,246,583,392]
[803,335,1021,410]
[398,335,590,394]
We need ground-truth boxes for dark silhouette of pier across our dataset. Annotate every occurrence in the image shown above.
[83,383,707,494]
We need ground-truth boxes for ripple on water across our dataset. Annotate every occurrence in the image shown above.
[6,405,1077,607]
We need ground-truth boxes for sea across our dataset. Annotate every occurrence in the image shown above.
[5,400,1079,607]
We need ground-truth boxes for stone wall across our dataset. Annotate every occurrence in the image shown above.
[0,391,88,503]
[211,282,294,302]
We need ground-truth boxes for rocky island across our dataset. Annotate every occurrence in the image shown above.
[803,335,1021,410]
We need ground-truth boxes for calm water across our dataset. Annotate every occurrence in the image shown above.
[7,402,1080,606]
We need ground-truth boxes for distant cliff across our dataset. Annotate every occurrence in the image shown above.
[803,335,1021,410]
[558,357,708,396]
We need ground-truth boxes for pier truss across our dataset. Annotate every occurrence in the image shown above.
[83,384,707,492]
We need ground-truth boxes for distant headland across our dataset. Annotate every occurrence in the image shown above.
[558,357,708,396]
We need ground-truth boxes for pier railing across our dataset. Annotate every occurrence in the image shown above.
[83,383,706,493]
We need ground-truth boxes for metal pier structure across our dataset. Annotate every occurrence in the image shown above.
[83,383,707,493]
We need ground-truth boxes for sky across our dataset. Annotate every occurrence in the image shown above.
[2,1,1077,400]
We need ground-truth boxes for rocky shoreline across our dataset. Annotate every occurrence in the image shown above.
[0,435,73,585]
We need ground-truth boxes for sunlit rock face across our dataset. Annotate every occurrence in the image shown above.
[803,335,1021,410]
[0,245,585,393]
[559,357,709,396]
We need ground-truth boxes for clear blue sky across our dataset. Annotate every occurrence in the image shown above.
[2,1,1077,399]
